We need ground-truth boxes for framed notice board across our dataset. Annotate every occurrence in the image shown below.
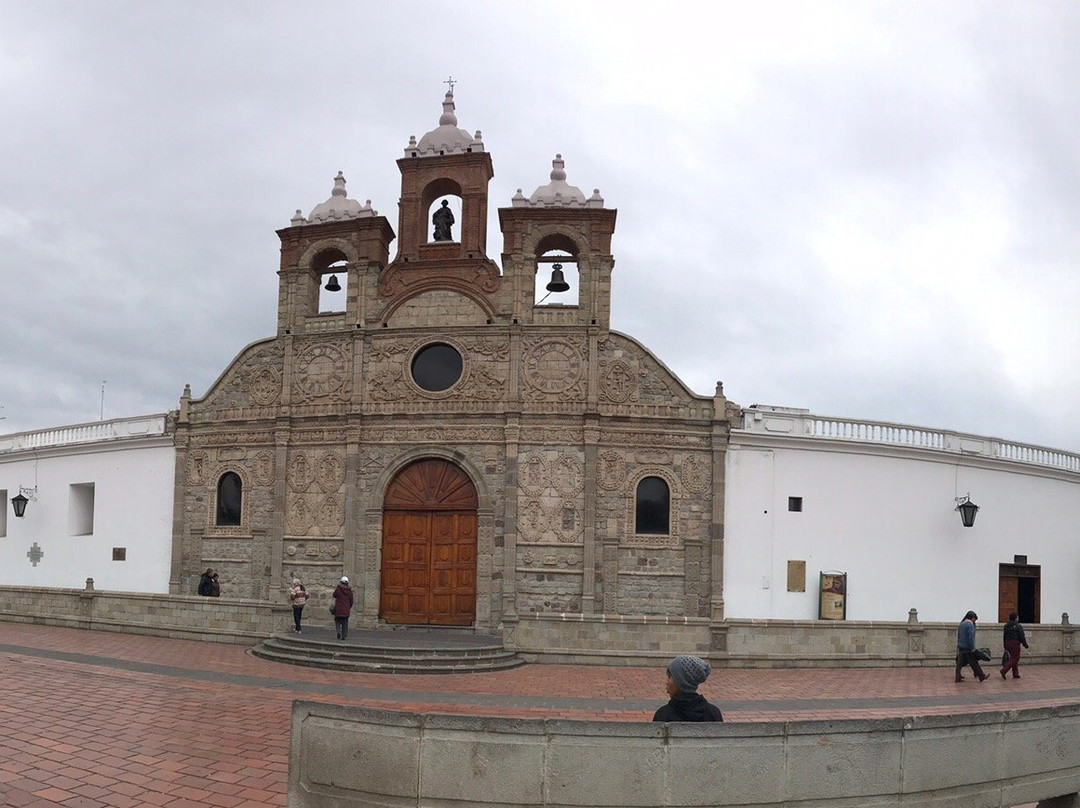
[818,572,847,620]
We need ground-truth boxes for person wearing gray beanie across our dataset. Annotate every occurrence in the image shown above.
[653,655,723,722]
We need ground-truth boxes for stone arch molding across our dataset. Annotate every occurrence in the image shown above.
[623,465,682,548]
[207,462,252,534]
[523,226,586,261]
[297,238,362,270]
[369,447,493,515]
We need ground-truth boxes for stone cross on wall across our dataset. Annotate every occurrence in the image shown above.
[27,542,44,567]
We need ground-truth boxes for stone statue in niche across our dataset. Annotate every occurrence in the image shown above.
[432,199,454,241]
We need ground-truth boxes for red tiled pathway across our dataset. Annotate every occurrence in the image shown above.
[1,622,1077,807]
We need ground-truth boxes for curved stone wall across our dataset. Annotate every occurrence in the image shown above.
[288,701,1080,807]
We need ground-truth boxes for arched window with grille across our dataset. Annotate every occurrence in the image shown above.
[635,476,670,535]
[216,472,242,526]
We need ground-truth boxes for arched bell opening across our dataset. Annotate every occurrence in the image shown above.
[534,233,580,306]
[312,248,349,314]
[422,178,464,244]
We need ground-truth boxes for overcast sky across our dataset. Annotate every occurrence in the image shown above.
[2,2,1078,452]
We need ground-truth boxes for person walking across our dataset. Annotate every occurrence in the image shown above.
[955,610,989,682]
[289,578,308,633]
[331,576,354,641]
[1000,611,1030,679]
[652,655,724,722]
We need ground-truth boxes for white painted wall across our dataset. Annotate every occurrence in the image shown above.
[0,429,174,593]
[725,428,1080,623]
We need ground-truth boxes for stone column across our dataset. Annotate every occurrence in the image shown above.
[582,417,599,613]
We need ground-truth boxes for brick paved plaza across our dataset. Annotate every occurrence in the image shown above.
[1,623,1077,807]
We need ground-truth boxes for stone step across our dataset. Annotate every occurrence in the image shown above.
[250,628,525,674]
[260,636,517,664]
[251,643,524,674]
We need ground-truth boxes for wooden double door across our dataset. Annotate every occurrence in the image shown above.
[380,459,477,626]
[998,563,1040,623]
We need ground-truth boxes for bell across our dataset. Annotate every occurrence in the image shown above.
[324,274,341,292]
[545,263,570,293]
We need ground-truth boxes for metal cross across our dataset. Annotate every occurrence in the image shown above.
[444,75,456,93]
[27,542,44,567]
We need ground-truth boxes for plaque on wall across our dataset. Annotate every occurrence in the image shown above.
[818,571,847,620]
[786,560,806,592]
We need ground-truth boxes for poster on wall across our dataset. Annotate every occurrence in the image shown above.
[819,572,847,620]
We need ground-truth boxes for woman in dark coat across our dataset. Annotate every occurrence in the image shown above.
[653,655,723,722]
[197,568,214,596]
[331,576,354,641]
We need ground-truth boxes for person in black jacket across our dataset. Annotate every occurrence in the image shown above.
[652,655,723,722]
[197,568,214,596]
[1000,612,1030,680]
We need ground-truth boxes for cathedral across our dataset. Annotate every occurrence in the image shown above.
[170,89,735,652]
[6,89,1076,664]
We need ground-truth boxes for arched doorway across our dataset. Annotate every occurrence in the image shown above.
[380,458,478,625]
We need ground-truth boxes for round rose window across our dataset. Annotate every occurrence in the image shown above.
[411,343,463,392]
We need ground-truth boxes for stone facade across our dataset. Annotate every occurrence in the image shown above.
[168,91,736,650]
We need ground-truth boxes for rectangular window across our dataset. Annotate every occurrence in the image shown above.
[0,489,7,537]
[112,547,127,561]
[69,483,95,536]
[788,496,803,512]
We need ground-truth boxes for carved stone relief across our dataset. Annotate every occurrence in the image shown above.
[599,358,642,404]
[252,451,275,486]
[522,338,585,400]
[249,366,282,406]
[287,449,346,537]
[368,340,411,401]
[293,342,350,403]
[316,452,346,493]
[517,450,585,544]
[288,495,316,534]
[365,425,503,444]
[317,494,345,533]
[596,450,625,491]
[190,431,274,448]
[288,453,316,493]
[679,453,710,494]
[188,450,210,486]
[197,342,284,413]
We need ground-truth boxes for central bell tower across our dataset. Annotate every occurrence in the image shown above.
[377,90,502,323]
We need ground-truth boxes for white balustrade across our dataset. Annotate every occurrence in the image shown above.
[0,415,167,454]
[739,410,1080,476]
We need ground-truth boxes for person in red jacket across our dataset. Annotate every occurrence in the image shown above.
[331,576,354,641]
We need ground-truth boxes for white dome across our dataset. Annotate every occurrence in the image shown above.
[408,91,484,157]
[295,172,376,225]
[515,155,605,208]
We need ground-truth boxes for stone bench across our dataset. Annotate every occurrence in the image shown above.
[288,701,1080,807]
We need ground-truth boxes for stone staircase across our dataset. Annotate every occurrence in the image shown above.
[250,626,524,674]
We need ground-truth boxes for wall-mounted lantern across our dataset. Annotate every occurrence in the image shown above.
[11,493,28,518]
[955,494,979,528]
[10,485,37,518]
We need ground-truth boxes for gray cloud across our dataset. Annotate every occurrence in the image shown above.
[1,1,1077,452]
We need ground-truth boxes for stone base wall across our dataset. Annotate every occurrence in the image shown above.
[2,586,1076,667]
[508,614,1080,667]
[0,584,292,644]
[288,701,1080,807]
